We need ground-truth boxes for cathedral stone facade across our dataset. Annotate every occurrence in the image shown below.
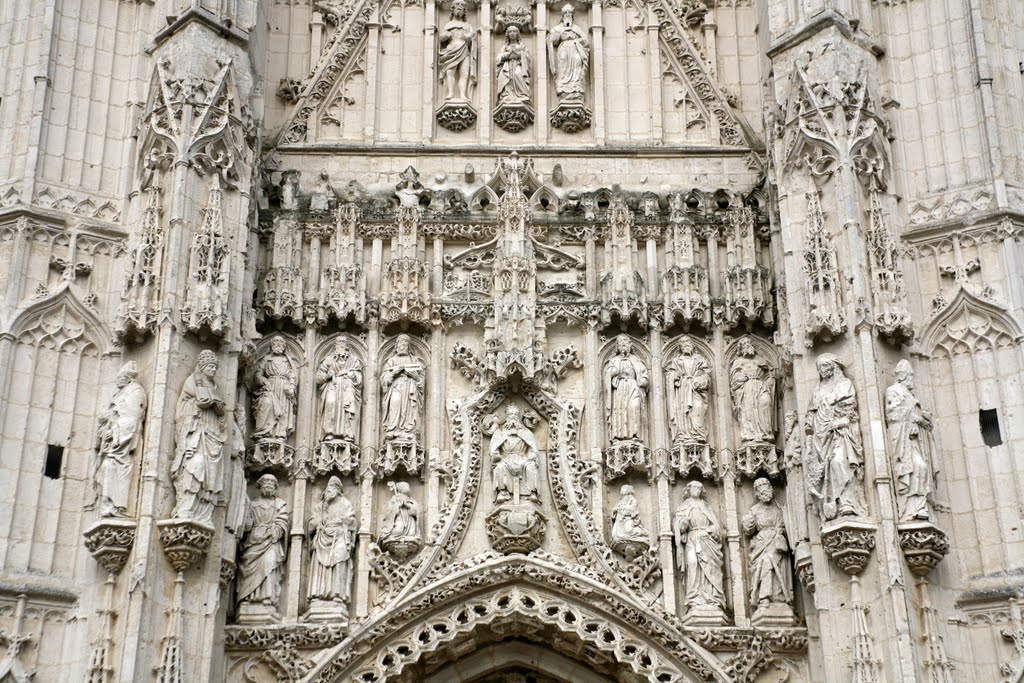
[0,0,1022,681]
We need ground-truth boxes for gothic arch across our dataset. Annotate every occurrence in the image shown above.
[920,288,1024,358]
[8,289,111,356]
[307,555,729,683]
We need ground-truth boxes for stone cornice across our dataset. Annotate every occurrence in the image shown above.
[766,9,884,60]
[147,6,251,53]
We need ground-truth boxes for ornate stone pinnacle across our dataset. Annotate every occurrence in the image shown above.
[820,520,876,576]
[897,521,950,577]
[157,519,215,573]
[83,518,138,576]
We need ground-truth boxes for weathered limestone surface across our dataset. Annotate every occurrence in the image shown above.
[0,0,1021,681]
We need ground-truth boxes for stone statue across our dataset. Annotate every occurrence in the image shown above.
[742,478,793,619]
[729,338,776,444]
[496,26,531,106]
[665,338,711,445]
[610,484,650,559]
[252,337,297,443]
[438,0,477,103]
[378,481,422,560]
[237,474,290,615]
[93,361,147,517]
[171,350,226,524]
[805,354,867,521]
[547,4,589,106]
[224,401,248,535]
[380,335,424,446]
[308,476,357,619]
[604,337,649,444]
[317,339,363,445]
[885,360,936,522]
[673,481,726,615]
[490,405,540,504]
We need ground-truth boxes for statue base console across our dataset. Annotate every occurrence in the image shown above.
[486,503,547,554]
[494,101,535,133]
[682,604,728,627]
[235,602,282,625]
[751,601,796,627]
[550,100,592,134]
[436,101,478,132]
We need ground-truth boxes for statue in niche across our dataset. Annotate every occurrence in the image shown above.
[237,474,290,616]
[742,478,793,621]
[885,360,937,522]
[310,171,334,213]
[496,26,531,106]
[378,481,422,561]
[93,361,147,517]
[604,337,649,444]
[438,0,478,103]
[548,5,589,105]
[805,354,867,521]
[252,337,297,443]
[308,476,357,620]
[673,481,726,616]
[317,339,363,445]
[380,335,425,446]
[666,338,711,445]
[224,402,248,535]
[610,484,650,560]
[729,338,776,444]
[171,350,226,524]
[489,405,540,504]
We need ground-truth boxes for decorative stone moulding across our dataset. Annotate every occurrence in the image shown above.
[752,602,796,627]
[897,521,950,576]
[494,101,534,133]
[550,98,592,133]
[312,439,360,477]
[603,440,651,481]
[247,440,296,474]
[379,535,424,563]
[794,541,815,594]
[609,537,650,562]
[83,518,138,575]
[821,519,876,576]
[486,503,547,554]
[375,442,424,480]
[735,443,782,479]
[436,101,478,132]
[670,442,717,481]
[157,519,215,573]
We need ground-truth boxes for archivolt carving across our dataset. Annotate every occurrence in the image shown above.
[310,556,729,682]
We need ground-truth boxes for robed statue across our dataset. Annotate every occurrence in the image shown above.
[496,26,531,105]
[666,337,711,445]
[729,338,776,444]
[885,360,937,522]
[673,481,726,611]
[252,337,297,443]
[308,476,357,619]
[547,4,589,106]
[604,336,649,444]
[317,339,363,444]
[171,350,226,524]
[742,478,792,613]
[438,0,478,103]
[380,335,425,446]
[93,361,147,517]
[489,405,540,504]
[237,474,290,612]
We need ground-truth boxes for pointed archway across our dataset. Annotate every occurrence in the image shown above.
[303,555,730,683]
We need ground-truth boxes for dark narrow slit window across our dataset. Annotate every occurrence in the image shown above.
[44,445,64,479]
[979,409,1003,447]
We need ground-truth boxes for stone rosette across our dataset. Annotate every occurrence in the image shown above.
[157,519,215,573]
[820,519,876,576]
[897,521,950,576]
[83,518,138,575]
[486,503,547,554]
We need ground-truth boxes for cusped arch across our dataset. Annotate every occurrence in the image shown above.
[305,555,728,683]
[8,289,112,356]
[422,641,614,683]
[920,288,1024,358]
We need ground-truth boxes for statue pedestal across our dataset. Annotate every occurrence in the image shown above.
[156,519,215,573]
[897,521,950,576]
[248,440,295,473]
[380,536,424,563]
[751,602,796,627]
[304,598,349,626]
[486,503,547,554]
[494,101,534,133]
[603,440,651,481]
[820,519,876,576]
[550,98,591,134]
[436,101,478,132]
[83,518,138,575]
[682,604,728,627]
[235,602,281,625]
[734,442,781,478]
[610,538,649,562]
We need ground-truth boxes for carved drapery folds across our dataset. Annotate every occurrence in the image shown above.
[493,20,534,133]
[315,338,363,477]
[802,191,846,345]
[248,338,299,472]
[548,4,592,132]
[665,337,715,480]
[603,336,651,481]
[436,0,479,131]
[181,180,231,339]
[600,197,648,326]
[721,207,772,328]
[729,338,780,478]
[116,187,164,341]
[673,481,727,625]
[377,334,426,477]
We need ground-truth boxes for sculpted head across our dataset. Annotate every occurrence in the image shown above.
[116,361,139,387]
[505,26,520,43]
[679,337,695,355]
[270,337,286,354]
[561,3,574,24]
[815,353,842,380]
[325,476,343,500]
[685,480,704,499]
[753,477,773,503]
[333,338,350,359]
[394,481,411,495]
[197,350,218,377]
[395,334,411,355]
[257,473,278,497]
[451,0,467,18]
[895,359,914,388]
[505,404,523,426]
[615,336,634,356]
[737,337,756,358]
